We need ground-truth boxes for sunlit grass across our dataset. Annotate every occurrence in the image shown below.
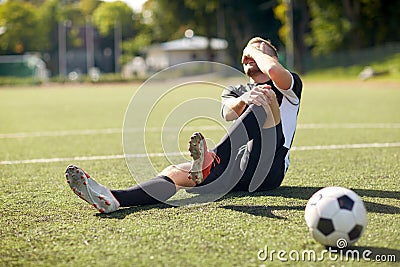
[0,80,399,266]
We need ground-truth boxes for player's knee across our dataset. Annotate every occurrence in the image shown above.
[160,163,190,179]
[160,164,196,188]
[160,165,175,175]
[263,99,280,128]
[161,165,184,176]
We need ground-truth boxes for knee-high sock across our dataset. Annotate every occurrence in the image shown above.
[111,176,176,207]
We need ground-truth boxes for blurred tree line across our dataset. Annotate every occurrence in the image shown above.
[0,0,398,75]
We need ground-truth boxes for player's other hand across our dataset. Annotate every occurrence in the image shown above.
[241,85,274,107]
[241,42,269,64]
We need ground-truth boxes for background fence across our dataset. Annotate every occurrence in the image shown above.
[302,43,400,72]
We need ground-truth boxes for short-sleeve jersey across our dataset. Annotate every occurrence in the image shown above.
[221,72,303,171]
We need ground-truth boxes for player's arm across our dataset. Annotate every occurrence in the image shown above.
[222,85,273,121]
[222,96,247,121]
[242,44,292,90]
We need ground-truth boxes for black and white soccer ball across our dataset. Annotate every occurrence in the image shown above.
[305,186,368,248]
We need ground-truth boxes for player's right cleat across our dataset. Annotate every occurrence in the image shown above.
[65,165,120,213]
[188,132,220,185]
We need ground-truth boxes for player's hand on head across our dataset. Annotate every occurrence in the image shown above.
[241,46,252,64]
[242,44,263,62]
[259,42,268,54]
[242,43,270,64]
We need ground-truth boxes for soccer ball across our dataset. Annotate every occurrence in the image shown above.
[304,186,368,248]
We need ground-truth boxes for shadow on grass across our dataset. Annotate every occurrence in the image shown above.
[222,204,303,220]
[96,185,399,219]
[248,186,399,200]
[96,203,171,219]
[231,186,400,215]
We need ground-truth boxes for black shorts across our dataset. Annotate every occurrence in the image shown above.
[232,142,288,191]
[194,123,288,193]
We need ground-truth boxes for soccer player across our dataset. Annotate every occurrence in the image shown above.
[65,37,303,213]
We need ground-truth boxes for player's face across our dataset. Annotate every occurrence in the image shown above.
[242,42,262,77]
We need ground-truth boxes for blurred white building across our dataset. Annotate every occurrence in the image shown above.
[146,36,228,71]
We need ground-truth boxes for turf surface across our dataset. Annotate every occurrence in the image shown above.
[0,79,399,266]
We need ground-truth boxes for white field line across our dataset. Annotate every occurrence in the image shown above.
[297,123,400,129]
[1,142,399,165]
[0,152,183,165]
[290,142,400,151]
[1,123,400,139]
[0,126,221,139]
[0,128,122,138]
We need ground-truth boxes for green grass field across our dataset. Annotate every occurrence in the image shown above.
[0,78,399,266]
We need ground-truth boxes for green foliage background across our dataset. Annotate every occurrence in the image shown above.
[0,0,399,75]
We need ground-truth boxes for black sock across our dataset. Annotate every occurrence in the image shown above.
[111,176,176,207]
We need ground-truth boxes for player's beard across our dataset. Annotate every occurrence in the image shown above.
[245,64,263,78]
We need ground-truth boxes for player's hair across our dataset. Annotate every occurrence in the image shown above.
[247,37,278,58]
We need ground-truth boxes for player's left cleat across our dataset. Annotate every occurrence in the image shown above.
[188,132,220,184]
[65,164,120,213]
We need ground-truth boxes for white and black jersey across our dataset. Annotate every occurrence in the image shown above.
[221,72,303,173]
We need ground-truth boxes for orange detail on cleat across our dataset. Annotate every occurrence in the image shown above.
[66,164,119,214]
[83,170,90,178]
[202,152,220,178]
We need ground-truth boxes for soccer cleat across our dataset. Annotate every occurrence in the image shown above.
[65,165,120,213]
[188,132,220,184]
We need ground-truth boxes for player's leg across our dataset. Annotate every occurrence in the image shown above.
[65,164,120,213]
[255,89,286,190]
[187,132,220,184]
[116,97,282,203]
[209,93,280,175]
[66,163,187,212]
[186,103,271,194]
[65,133,216,211]
[261,90,280,129]
[111,132,220,206]
[231,122,286,192]
[65,96,280,212]
[231,90,285,191]
[212,103,267,166]
[113,95,280,203]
